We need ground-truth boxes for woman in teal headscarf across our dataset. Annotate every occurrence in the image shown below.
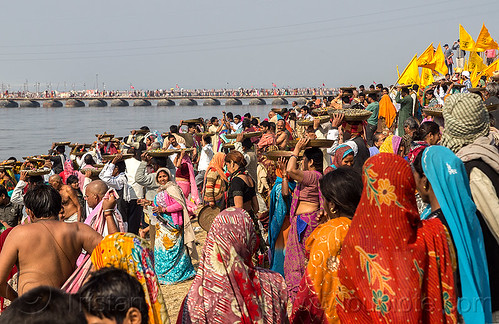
[412,145,492,324]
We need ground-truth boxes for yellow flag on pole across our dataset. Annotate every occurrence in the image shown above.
[417,43,436,70]
[470,68,483,87]
[420,68,434,88]
[481,59,499,77]
[468,51,487,72]
[459,24,475,51]
[433,43,448,75]
[397,54,420,85]
[474,24,499,52]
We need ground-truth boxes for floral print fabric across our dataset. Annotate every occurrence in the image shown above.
[91,232,170,324]
[181,207,288,323]
[337,153,458,323]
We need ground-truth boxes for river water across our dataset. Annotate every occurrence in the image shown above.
[0,101,288,160]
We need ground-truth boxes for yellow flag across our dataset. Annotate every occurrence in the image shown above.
[397,54,420,85]
[433,43,448,75]
[417,43,436,70]
[470,69,483,87]
[459,24,475,51]
[475,24,499,52]
[481,59,499,77]
[420,68,434,88]
[468,51,487,72]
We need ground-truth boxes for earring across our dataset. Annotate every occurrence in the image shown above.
[330,208,337,214]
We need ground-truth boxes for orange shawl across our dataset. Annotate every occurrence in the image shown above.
[378,94,397,128]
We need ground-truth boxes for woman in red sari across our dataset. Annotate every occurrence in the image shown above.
[337,153,458,323]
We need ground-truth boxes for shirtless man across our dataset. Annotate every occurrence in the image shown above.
[49,174,82,222]
[0,185,105,300]
[275,119,289,150]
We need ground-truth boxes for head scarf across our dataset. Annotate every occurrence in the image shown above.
[290,217,351,323]
[406,141,429,164]
[379,135,402,154]
[441,93,490,153]
[182,208,288,323]
[91,232,169,324]
[341,121,364,137]
[378,94,397,128]
[421,146,491,323]
[331,144,354,169]
[155,168,198,261]
[205,152,227,182]
[337,153,458,323]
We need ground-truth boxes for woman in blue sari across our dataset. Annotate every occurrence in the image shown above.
[268,157,296,276]
[412,145,492,324]
[150,168,196,285]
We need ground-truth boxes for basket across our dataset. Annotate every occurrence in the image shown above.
[222,143,235,150]
[288,139,335,148]
[311,108,329,116]
[101,153,134,161]
[54,141,71,146]
[80,168,103,177]
[69,143,92,148]
[181,118,204,125]
[340,87,356,91]
[271,108,285,113]
[327,108,372,121]
[422,108,443,117]
[198,206,221,232]
[264,150,303,161]
[146,148,194,157]
[224,131,263,140]
[297,115,330,126]
[25,169,51,176]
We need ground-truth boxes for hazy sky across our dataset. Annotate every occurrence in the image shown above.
[1,0,498,91]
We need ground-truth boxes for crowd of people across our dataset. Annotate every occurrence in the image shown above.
[0,74,498,323]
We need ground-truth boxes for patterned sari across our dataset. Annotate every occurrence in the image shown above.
[180,208,288,323]
[284,171,323,301]
[153,191,196,285]
[91,232,170,324]
[337,153,457,323]
[291,217,351,324]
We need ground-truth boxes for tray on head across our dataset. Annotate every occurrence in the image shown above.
[101,153,134,161]
[69,143,92,148]
[225,131,263,140]
[23,157,46,163]
[80,168,103,177]
[297,116,330,127]
[54,141,71,146]
[340,87,356,91]
[25,169,51,176]
[181,118,204,125]
[311,108,329,116]
[271,108,285,113]
[422,108,443,117]
[264,150,304,161]
[146,148,195,157]
[222,143,235,150]
[288,139,335,148]
[327,108,372,121]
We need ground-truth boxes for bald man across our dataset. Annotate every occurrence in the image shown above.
[0,185,104,300]
[48,175,82,222]
[84,180,122,236]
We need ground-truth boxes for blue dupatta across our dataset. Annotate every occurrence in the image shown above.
[422,146,491,324]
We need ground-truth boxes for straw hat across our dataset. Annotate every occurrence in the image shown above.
[198,205,221,232]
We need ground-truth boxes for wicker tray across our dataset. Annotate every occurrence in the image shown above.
[80,168,103,176]
[0,165,13,170]
[22,157,46,163]
[485,103,499,112]
[297,115,330,126]
[146,148,194,157]
[69,143,92,148]
[468,87,485,93]
[181,118,204,125]
[340,87,356,91]
[101,153,134,160]
[422,108,443,117]
[327,108,372,121]
[264,150,304,161]
[225,131,263,140]
[25,169,51,176]
[271,108,285,113]
[222,143,235,150]
[288,139,335,148]
[134,129,149,135]
[54,141,71,146]
[72,151,88,156]
[452,84,465,89]
[311,108,329,116]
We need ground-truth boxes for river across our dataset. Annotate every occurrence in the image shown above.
[0,101,288,160]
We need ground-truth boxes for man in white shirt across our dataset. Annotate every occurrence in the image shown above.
[195,134,214,190]
[123,149,144,235]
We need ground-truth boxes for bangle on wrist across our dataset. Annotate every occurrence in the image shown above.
[104,209,114,213]
[290,155,298,159]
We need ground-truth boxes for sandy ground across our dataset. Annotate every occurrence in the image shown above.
[160,219,207,321]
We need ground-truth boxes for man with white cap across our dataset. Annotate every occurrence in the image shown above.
[460,71,472,93]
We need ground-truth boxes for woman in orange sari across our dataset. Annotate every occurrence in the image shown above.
[337,153,457,323]
[291,168,363,323]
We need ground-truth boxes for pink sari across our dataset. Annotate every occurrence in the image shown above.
[176,155,200,215]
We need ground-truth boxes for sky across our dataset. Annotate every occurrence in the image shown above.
[1,0,498,91]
